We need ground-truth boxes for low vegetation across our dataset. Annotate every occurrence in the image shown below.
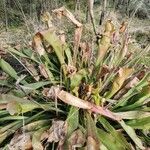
[0,3,150,150]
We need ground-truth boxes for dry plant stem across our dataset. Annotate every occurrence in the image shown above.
[3,0,8,31]
[99,0,107,25]
[75,0,81,15]
[74,27,83,63]
[88,0,97,36]
[48,87,121,121]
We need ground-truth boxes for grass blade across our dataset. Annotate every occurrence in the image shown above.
[119,120,145,149]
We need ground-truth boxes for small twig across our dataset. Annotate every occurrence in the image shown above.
[88,0,97,36]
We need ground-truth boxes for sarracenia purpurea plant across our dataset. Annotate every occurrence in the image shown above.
[0,7,150,150]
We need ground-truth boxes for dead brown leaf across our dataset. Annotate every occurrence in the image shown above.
[8,132,32,150]
[24,59,39,81]
[119,21,128,33]
[87,136,99,150]
[39,64,49,79]
[73,27,83,60]
[137,70,146,80]
[126,52,133,59]
[119,34,129,60]
[0,103,7,109]
[43,87,121,121]
[68,129,85,149]
[47,120,67,143]
[67,65,77,77]
[32,33,45,56]
[53,7,82,28]
[80,42,92,65]
[99,65,111,78]
[0,49,7,56]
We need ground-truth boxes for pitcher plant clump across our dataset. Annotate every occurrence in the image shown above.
[0,7,150,150]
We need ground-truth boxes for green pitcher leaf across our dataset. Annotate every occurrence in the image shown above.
[105,68,133,99]
[39,29,67,75]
